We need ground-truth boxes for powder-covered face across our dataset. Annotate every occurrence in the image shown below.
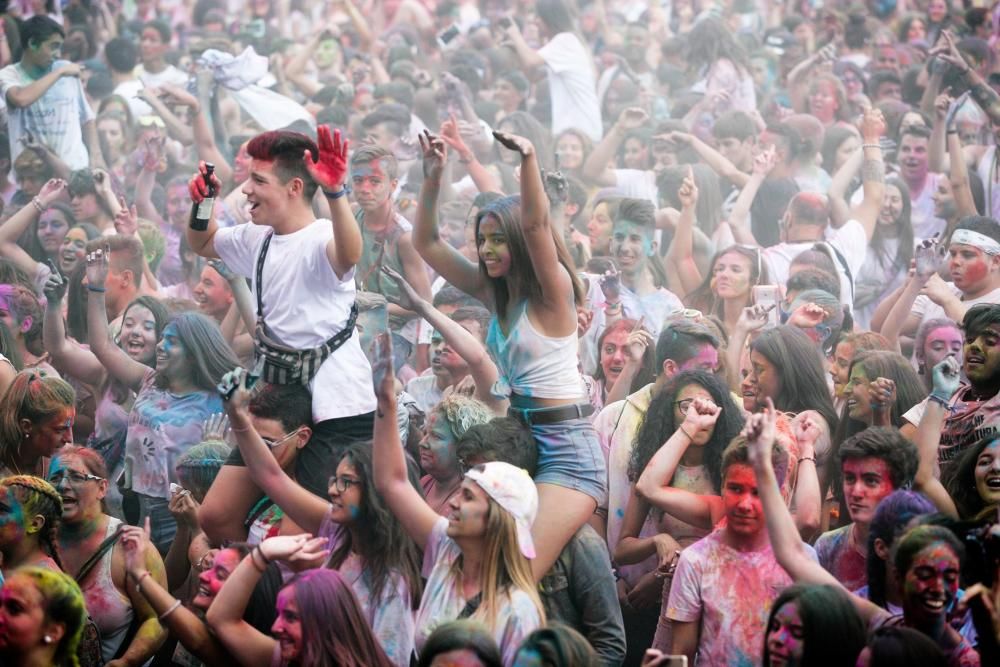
[766,600,805,666]
[963,324,1000,387]
[599,328,630,389]
[0,573,50,656]
[193,548,241,611]
[948,244,996,293]
[901,543,960,627]
[59,227,88,275]
[722,464,764,538]
[610,220,653,276]
[30,408,75,458]
[845,365,873,422]
[678,344,719,374]
[48,454,105,524]
[419,412,460,479]
[272,587,303,663]
[446,479,490,541]
[842,457,895,526]
[832,342,854,397]
[327,459,363,525]
[351,160,394,211]
[921,326,962,372]
[974,440,1000,506]
[0,487,27,552]
[808,80,839,123]
[477,216,512,279]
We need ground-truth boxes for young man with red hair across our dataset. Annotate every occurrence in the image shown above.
[186,127,374,543]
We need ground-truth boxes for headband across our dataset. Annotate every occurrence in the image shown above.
[951,229,1000,256]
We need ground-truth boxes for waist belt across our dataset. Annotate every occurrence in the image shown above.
[508,402,594,426]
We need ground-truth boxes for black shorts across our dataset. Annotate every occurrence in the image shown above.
[225,411,375,498]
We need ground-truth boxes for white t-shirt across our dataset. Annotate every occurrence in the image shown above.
[613,169,659,207]
[911,283,1000,330]
[0,60,94,176]
[763,219,868,309]
[213,220,377,422]
[538,32,602,142]
[910,172,947,241]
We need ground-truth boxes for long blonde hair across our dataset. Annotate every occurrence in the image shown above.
[453,498,545,631]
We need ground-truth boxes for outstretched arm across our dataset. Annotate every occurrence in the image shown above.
[382,266,505,413]
[0,178,66,276]
[85,247,150,392]
[494,131,575,315]
[914,358,961,517]
[371,333,441,550]
[220,368,331,534]
[303,126,363,279]
[852,107,887,242]
[207,535,328,666]
[413,132,486,300]
[43,279,106,386]
[665,167,703,298]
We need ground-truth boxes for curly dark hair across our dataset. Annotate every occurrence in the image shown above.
[628,370,744,491]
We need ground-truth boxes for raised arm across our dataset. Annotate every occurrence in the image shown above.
[726,147,775,246]
[852,107,887,241]
[665,167,703,298]
[582,107,646,186]
[121,522,230,665]
[932,32,1000,126]
[42,277,106,386]
[220,367,331,534]
[439,115,501,193]
[827,142,862,228]
[413,132,486,300]
[0,178,65,276]
[186,162,223,259]
[303,126,362,279]
[137,87,193,145]
[381,266,505,413]
[371,332,441,549]
[113,522,168,665]
[877,269,926,344]
[914,358,960,517]
[494,131,574,313]
[207,535,328,666]
[746,400,881,625]
[947,124,979,218]
[670,131,751,188]
[85,247,150,392]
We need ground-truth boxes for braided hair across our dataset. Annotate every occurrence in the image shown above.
[1,475,65,571]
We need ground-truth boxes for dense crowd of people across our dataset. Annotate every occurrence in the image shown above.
[1,0,1000,666]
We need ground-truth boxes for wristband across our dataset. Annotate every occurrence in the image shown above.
[323,183,352,200]
[928,393,953,409]
[860,143,882,150]
[797,456,816,466]
[255,545,271,565]
[86,285,106,293]
[678,424,694,441]
[132,570,152,587]
[31,197,44,213]
[159,599,182,621]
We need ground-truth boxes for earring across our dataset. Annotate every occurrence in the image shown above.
[43,635,52,644]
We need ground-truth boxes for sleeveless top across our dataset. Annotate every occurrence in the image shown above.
[81,518,134,662]
[356,209,412,329]
[485,300,586,401]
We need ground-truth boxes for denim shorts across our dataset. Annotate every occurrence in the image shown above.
[136,493,176,555]
[531,417,607,505]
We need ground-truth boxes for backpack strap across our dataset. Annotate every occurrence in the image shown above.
[74,526,123,584]
[254,230,276,319]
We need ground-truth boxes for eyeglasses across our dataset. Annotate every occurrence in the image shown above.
[328,475,361,493]
[49,470,104,486]
[666,307,704,320]
[674,398,696,415]
[261,427,303,450]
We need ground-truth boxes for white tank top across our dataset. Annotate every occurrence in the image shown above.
[976,145,1000,220]
[486,300,586,401]
[81,518,134,662]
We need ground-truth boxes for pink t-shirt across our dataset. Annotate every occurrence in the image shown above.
[666,529,808,666]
